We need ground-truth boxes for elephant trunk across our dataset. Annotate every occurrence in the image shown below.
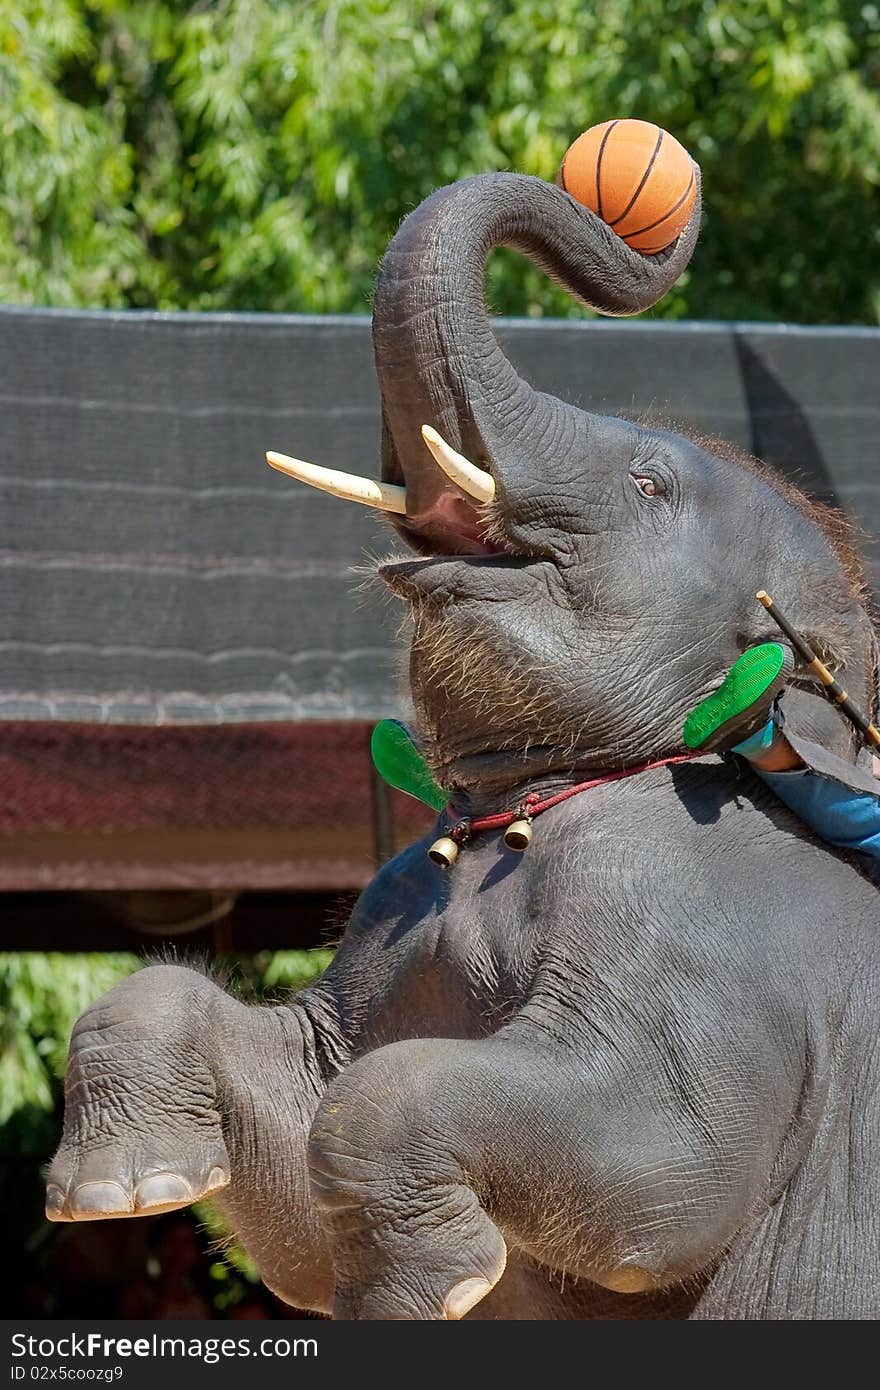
[372,170,701,545]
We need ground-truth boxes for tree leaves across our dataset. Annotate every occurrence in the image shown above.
[0,952,141,1151]
[0,946,333,1154]
[1,1,878,319]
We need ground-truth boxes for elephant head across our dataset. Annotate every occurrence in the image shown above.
[269,170,876,802]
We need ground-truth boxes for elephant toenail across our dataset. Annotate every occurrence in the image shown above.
[45,1185,66,1220]
[597,1265,656,1294]
[205,1167,230,1193]
[70,1182,132,1218]
[444,1277,493,1319]
[135,1174,193,1210]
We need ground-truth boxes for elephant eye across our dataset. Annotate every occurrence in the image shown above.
[630,471,664,498]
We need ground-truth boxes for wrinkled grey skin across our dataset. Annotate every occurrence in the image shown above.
[48,172,880,1319]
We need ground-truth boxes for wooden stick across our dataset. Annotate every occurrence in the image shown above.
[756,590,880,749]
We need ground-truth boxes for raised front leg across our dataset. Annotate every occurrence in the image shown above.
[308,1028,795,1319]
[47,963,339,1313]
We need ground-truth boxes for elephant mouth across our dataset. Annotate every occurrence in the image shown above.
[393,483,501,558]
[265,425,524,566]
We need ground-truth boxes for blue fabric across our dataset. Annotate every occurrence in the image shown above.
[733,718,776,758]
[757,765,880,884]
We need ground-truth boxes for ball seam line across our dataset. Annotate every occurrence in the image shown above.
[608,126,665,228]
[594,119,620,223]
[622,167,696,241]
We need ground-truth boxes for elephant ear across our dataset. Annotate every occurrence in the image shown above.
[782,677,876,768]
[757,486,879,766]
[762,600,878,765]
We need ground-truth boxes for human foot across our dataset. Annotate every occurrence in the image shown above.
[683,643,795,756]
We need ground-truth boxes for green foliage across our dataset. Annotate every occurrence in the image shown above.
[194,1197,262,1302]
[1,2,878,315]
[260,947,335,991]
[1,946,333,1314]
[0,952,141,1152]
[0,947,333,1151]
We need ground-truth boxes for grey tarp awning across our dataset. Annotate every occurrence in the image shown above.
[2,308,878,726]
[0,308,877,893]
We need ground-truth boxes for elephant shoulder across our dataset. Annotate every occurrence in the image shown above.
[345,835,446,940]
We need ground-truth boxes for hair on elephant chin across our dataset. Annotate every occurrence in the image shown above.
[407,599,664,785]
[408,603,565,779]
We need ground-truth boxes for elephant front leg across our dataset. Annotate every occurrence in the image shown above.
[47,963,337,1313]
[46,965,235,1222]
[308,1033,772,1319]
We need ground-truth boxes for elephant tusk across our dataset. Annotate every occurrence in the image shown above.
[420,425,496,505]
[265,451,407,515]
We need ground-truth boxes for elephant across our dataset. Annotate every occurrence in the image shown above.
[46,167,880,1320]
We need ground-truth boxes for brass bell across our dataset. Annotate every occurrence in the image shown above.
[504,817,533,852]
[428,835,460,869]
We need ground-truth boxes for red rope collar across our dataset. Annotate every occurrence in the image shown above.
[445,752,700,840]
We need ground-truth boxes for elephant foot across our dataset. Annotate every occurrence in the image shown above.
[46,964,231,1223]
[309,1045,510,1319]
[46,1160,229,1223]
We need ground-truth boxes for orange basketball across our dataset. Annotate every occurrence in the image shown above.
[559,118,696,255]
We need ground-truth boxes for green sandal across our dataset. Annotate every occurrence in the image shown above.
[370,719,448,811]
[683,642,794,753]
